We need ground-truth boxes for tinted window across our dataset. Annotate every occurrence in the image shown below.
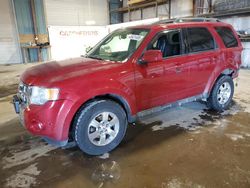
[186,27,215,53]
[148,30,181,58]
[215,27,238,48]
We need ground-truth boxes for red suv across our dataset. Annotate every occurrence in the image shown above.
[13,19,243,155]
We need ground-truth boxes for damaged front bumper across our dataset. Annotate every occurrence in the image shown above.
[12,94,72,147]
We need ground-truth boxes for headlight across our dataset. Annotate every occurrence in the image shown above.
[29,86,59,105]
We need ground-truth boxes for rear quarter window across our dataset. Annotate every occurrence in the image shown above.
[215,27,238,48]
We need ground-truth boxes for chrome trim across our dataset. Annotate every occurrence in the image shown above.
[18,82,30,107]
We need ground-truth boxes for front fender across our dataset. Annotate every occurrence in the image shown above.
[61,81,137,140]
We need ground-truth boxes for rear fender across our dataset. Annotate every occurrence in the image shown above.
[203,67,236,98]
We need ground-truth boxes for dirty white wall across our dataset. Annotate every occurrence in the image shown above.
[221,16,250,68]
[241,42,250,68]
[170,0,193,18]
[0,0,22,64]
[123,0,193,22]
[44,0,109,26]
[221,16,250,31]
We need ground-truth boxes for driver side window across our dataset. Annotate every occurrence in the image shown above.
[148,30,181,58]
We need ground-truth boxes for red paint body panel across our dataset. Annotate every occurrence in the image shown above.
[23,100,73,140]
[19,22,243,142]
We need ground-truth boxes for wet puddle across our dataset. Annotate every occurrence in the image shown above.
[0,104,250,188]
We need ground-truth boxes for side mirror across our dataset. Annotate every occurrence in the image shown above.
[139,50,163,65]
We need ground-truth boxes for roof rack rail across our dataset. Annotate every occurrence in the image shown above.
[155,19,175,24]
[155,17,220,25]
[174,17,220,23]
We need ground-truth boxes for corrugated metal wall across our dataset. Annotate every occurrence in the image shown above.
[44,0,109,26]
[34,0,49,61]
[123,0,170,22]
[14,0,36,62]
[0,0,22,64]
[35,0,48,34]
[123,0,193,22]
[14,0,34,34]
[123,4,170,22]
[109,0,123,24]
[13,0,49,62]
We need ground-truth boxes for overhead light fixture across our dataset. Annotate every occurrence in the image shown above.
[85,20,96,25]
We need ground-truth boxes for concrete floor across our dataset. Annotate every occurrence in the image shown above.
[0,64,250,188]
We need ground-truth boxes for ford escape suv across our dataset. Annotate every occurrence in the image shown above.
[13,18,243,155]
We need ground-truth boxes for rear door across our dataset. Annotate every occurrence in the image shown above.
[183,27,218,96]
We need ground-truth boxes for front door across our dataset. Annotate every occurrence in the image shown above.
[135,29,189,111]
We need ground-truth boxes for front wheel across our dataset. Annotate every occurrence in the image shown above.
[74,100,127,155]
[208,75,234,112]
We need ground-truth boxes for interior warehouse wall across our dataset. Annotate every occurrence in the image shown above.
[0,0,22,64]
[13,0,49,63]
[44,0,109,26]
[123,4,170,22]
[221,16,250,68]
[170,0,193,18]
[123,0,193,22]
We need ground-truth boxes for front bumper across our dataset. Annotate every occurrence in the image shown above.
[13,95,73,145]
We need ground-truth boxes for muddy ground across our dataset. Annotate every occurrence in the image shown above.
[0,64,250,188]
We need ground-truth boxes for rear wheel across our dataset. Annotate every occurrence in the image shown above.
[74,100,127,155]
[208,75,234,112]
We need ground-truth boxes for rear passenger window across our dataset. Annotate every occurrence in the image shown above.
[186,27,215,53]
[215,27,238,48]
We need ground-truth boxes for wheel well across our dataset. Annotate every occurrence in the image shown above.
[221,69,234,77]
[91,94,133,121]
[207,69,234,98]
[68,94,134,140]
[215,69,234,85]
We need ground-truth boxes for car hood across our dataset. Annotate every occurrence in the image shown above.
[21,57,121,86]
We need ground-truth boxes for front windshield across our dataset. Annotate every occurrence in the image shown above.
[87,28,149,62]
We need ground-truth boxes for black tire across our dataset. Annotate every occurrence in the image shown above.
[208,75,234,112]
[74,100,127,155]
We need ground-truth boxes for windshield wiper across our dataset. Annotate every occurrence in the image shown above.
[86,55,104,60]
